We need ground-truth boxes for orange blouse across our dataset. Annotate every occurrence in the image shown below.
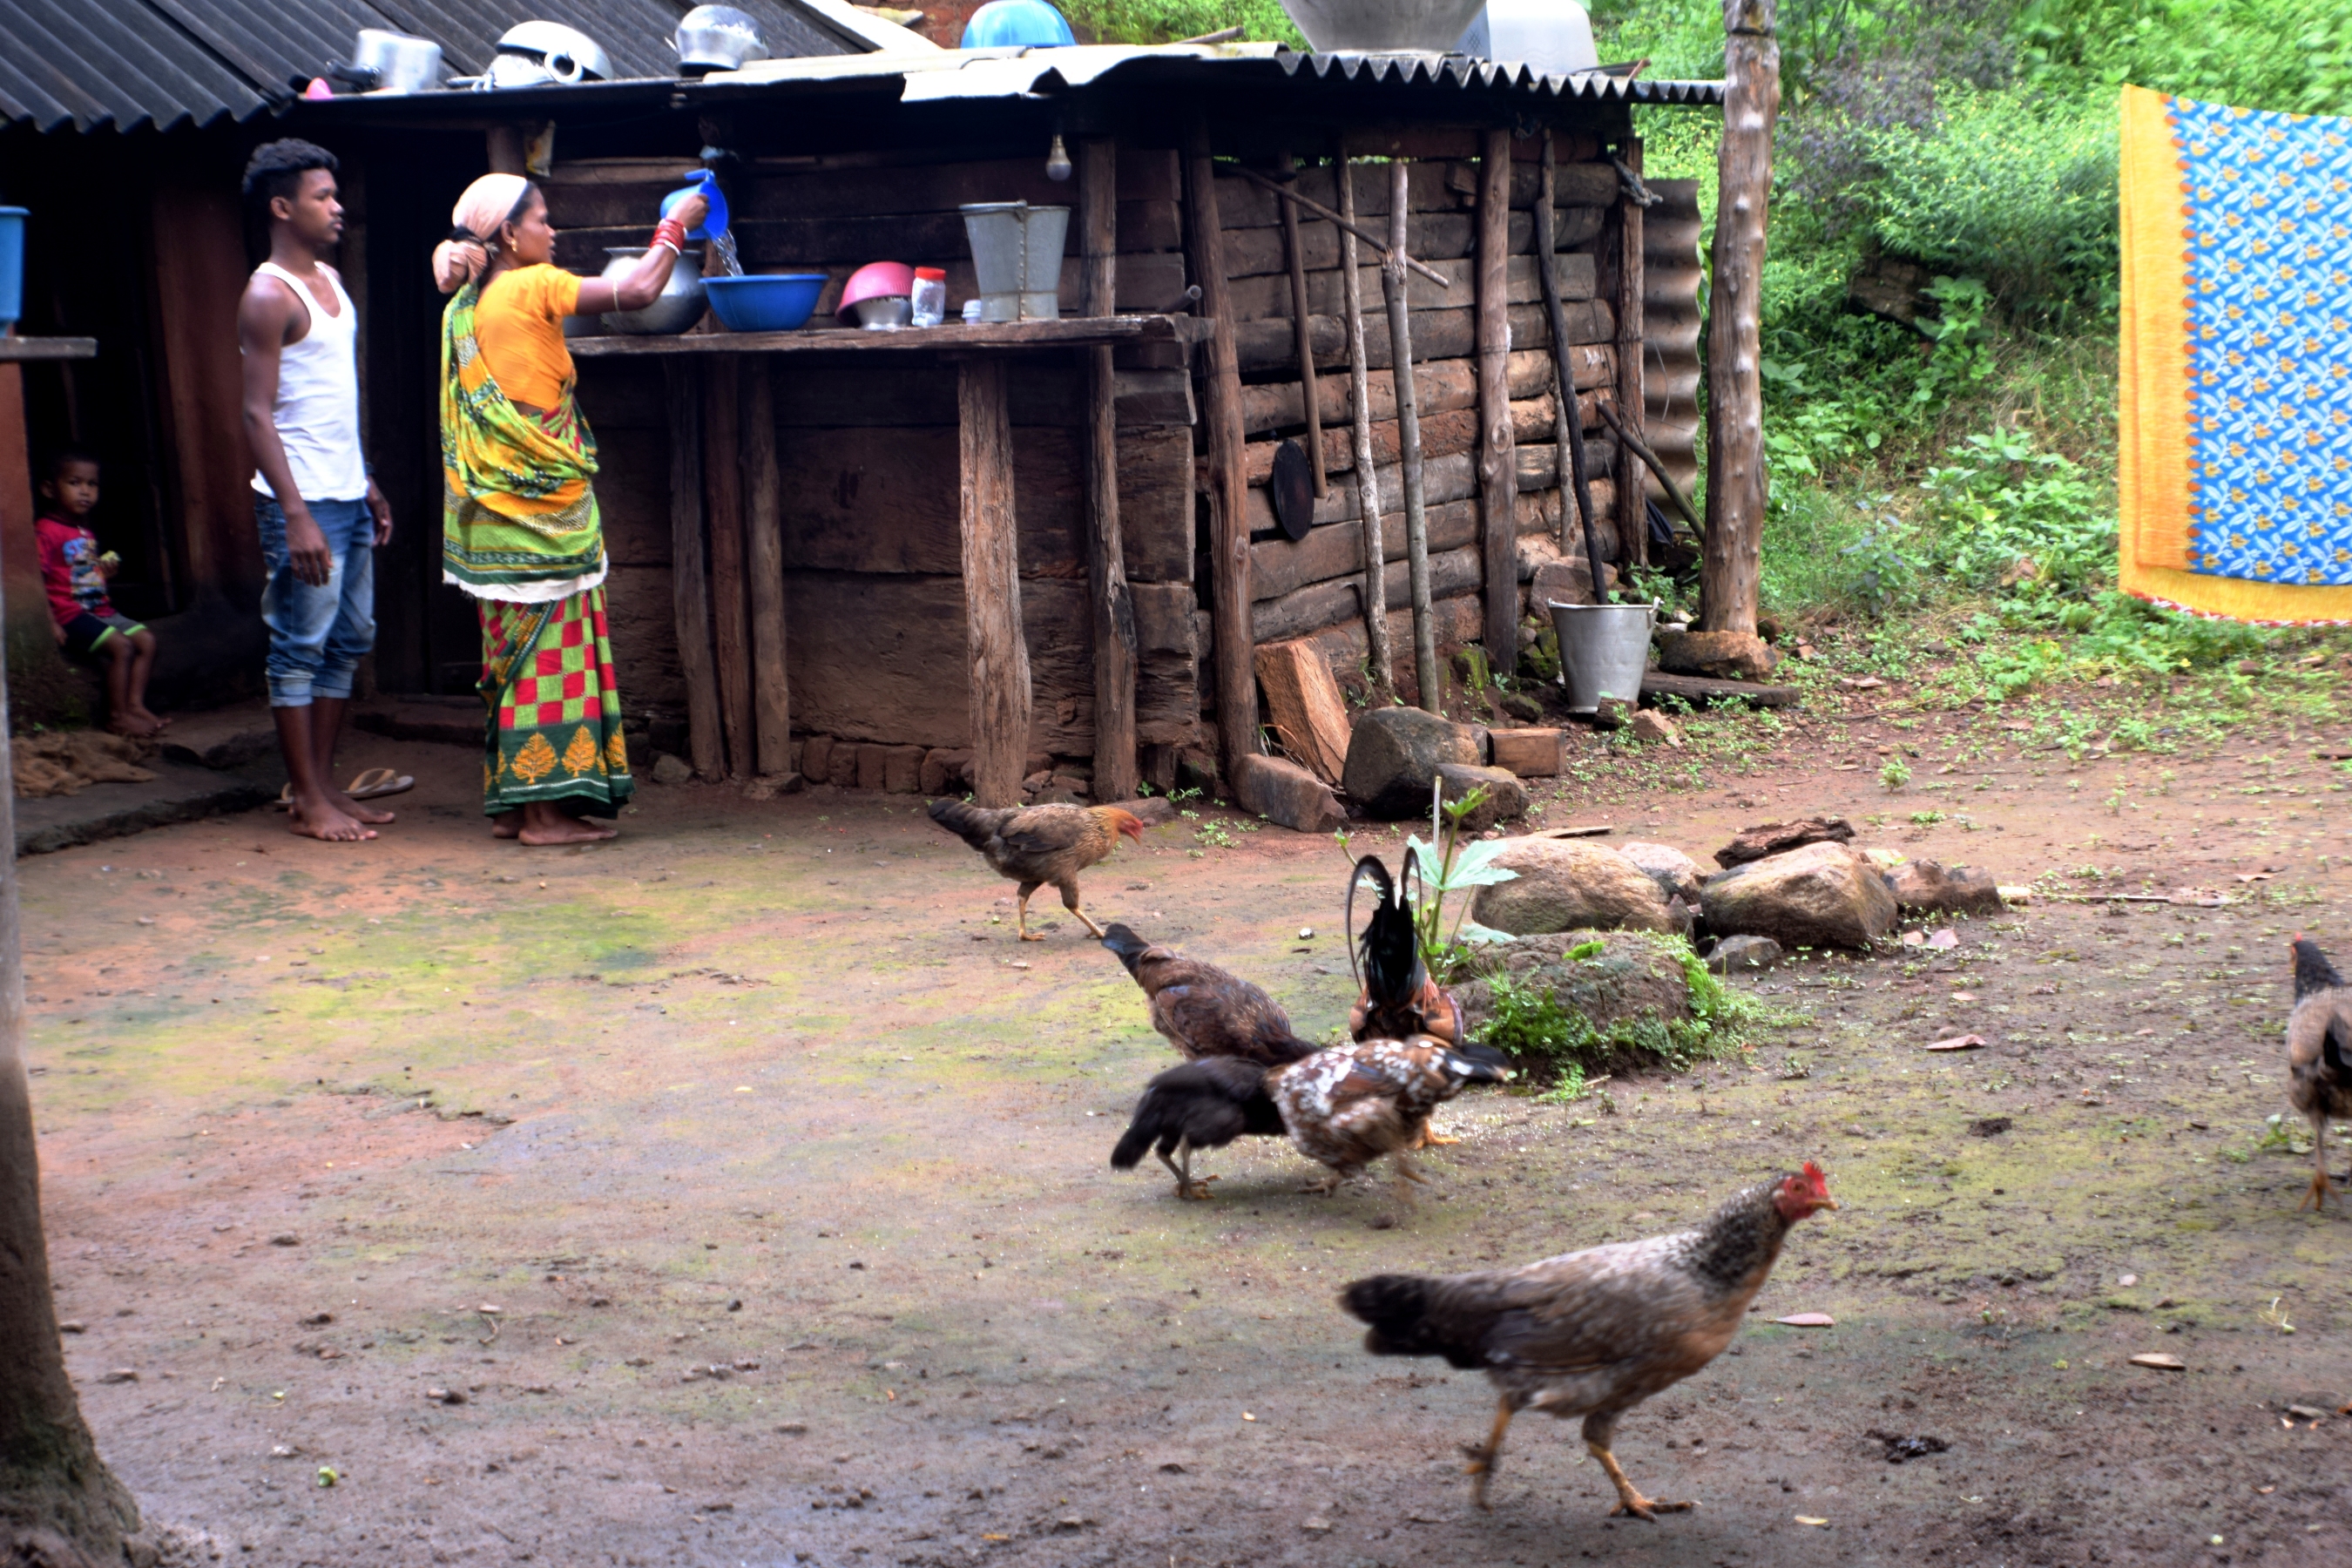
[475,264,581,410]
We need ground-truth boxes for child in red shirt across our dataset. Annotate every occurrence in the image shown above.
[37,449,166,735]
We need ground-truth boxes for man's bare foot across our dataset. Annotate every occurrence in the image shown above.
[325,788,396,827]
[515,803,617,846]
[287,793,376,841]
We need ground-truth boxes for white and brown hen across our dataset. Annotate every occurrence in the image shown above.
[2288,936,2352,1210]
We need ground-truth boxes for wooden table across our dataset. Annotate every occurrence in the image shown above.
[570,314,1205,803]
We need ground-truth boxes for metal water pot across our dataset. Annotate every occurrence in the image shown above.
[596,247,706,335]
[675,5,768,75]
[349,29,444,93]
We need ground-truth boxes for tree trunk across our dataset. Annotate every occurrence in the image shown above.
[0,568,139,1563]
[1700,0,1779,636]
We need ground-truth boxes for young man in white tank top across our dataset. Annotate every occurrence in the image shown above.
[237,139,396,843]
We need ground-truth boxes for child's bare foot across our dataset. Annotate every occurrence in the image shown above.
[130,706,171,731]
[287,792,376,841]
[107,713,160,738]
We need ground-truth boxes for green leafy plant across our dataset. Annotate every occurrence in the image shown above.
[1399,781,1518,977]
[1881,755,1913,790]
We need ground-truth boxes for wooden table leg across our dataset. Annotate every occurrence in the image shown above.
[740,358,791,779]
[703,355,753,779]
[665,361,725,781]
[958,359,1031,808]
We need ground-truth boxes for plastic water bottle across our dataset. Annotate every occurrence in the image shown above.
[911,267,947,328]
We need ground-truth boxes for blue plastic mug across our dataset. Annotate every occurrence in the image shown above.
[0,207,27,328]
[659,173,727,242]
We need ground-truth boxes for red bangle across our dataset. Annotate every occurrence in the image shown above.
[652,216,688,254]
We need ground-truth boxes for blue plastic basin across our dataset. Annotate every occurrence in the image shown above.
[703,274,828,333]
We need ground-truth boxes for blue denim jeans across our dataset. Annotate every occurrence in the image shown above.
[257,495,376,707]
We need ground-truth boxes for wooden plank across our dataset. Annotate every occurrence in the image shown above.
[702,355,753,779]
[772,425,1086,578]
[1640,670,1799,709]
[1243,393,1585,484]
[1222,207,1604,279]
[1477,127,1518,675]
[567,314,1204,357]
[665,362,726,781]
[1252,497,1483,603]
[1112,368,1194,427]
[1213,159,1623,229]
[1615,137,1648,567]
[1252,544,1484,645]
[1489,727,1563,777]
[1119,427,1193,583]
[1253,639,1353,784]
[741,359,791,778]
[1702,2,1780,639]
[1116,199,1182,252]
[1083,136,1139,803]
[1240,348,1608,433]
[958,359,1031,807]
[1227,252,1595,321]
[1118,145,1179,203]
[1187,117,1258,781]
[1232,300,1613,375]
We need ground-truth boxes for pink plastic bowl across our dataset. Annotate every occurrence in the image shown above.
[837,260,916,324]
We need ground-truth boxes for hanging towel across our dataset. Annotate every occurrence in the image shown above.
[2119,84,2352,624]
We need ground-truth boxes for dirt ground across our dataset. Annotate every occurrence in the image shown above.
[23,695,2351,1568]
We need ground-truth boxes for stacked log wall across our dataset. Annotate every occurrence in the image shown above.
[1208,147,1628,706]
[551,145,1198,767]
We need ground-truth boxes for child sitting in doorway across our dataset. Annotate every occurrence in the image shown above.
[37,449,166,736]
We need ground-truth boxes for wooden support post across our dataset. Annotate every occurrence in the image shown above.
[1279,152,1327,497]
[958,360,1031,808]
[1540,132,1611,607]
[1701,0,1780,637]
[1080,137,1139,803]
[1475,126,1517,677]
[1614,138,1648,566]
[1186,117,1260,782]
[1383,159,1441,711]
[740,358,790,779]
[1335,157,1393,703]
[665,362,725,781]
[702,355,753,778]
[486,125,526,175]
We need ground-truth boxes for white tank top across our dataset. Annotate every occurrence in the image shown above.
[247,261,367,503]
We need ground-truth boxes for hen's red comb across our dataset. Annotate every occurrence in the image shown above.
[1800,1160,1830,1197]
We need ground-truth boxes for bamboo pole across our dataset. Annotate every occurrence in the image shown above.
[1224,164,1451,286]
[665,361,725,781]
[1614,137,1649,566]
[1278,153,1327,497]
[1186,117,1260,781]
[702,355,752,778]
[1080,136,1139,803]
[958,359,1031,808]
[1700,0,1780,635]
[1474,126,1517,676]
[740,359,790,778]
[1383,159,1441,711]
[1336,156,1393,704]
[1539,132,1611,605]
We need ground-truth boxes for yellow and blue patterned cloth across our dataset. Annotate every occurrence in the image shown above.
[2120,85,2352,622]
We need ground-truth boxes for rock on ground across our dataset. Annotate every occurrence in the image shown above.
[1434,763,1528,833]
[1342,706,1480,819]
[1702,841,1898,950]
[1619,841,1706,905]
[649,753,694,787]
[1629,709,1682,747]
[1714,815,1855,868]
[1886,858,2005,918]
[1454,929,1693,1055]
[1707,933,1784,974]
[1471,836,1678,936]
[1230,754,1345,834]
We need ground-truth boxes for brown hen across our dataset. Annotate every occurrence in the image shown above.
[929,799,1142,941]
[2288,936,2352,1210]
[1099,924,1322,1067]
[1342,1164,1836,1517]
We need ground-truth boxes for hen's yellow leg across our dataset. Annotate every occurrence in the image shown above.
[1463,1399,1515,1511]
[1015,890,1042,942]
[1592,1443,1694,1522]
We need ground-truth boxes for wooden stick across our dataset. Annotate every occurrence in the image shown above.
[1596,398,1702,537]
[664,361,725,781]
[1541,150,1574,558]
[1337,156,1393,704]
[957,359,1031,808]
[1701,0,1780,635]
[740,357,790,778]
[1225,163,1452,287]
[1080,136,1138,803]
[1539,132,1611,605]
[1613,137,1648,567]
[1278,152,1328,497]
[1384,159,1440,710]
[1187,116,1260,782]
[702,355,753,779]
[1475,126,1517,677]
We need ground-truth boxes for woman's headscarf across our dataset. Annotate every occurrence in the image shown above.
[431,173,534,294]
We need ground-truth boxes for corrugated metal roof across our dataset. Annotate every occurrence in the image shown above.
[1274,49,1724,105]
[0,0,875,134]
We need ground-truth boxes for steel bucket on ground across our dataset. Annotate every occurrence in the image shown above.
[1547,599,1656,713]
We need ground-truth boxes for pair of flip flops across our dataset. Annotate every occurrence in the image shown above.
[273,767,414,809]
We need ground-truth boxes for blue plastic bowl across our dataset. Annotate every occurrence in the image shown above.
[962,0,1075,48]
[704,274,829,333]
